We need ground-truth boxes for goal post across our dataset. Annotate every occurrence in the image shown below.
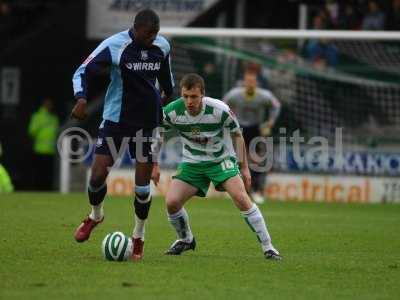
[160,27,400,40]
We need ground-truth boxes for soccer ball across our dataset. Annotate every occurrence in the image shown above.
[101,231,133,261]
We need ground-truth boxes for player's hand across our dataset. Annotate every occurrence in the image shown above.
[259,123,272,137]
[151,163,160,186]
[240,167,252,193]
[71,98,88,120]
[260,126,271,137]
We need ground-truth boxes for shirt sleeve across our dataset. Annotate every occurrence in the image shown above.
[222,108,241,133]
[161,110,174,133]
[157,53,175,99]
[222,88,237,105]
[222,88,241,115]
[261,89,281,123]
[72,39,112,100]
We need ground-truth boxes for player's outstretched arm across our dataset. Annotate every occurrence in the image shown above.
[150,129,166,186]
[71,98,88,120]
[232,131,252,193]
[158,53,175,105]
[151,163,160,186]
[71,37,115,120]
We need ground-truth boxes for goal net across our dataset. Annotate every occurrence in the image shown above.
[165,29,400,149]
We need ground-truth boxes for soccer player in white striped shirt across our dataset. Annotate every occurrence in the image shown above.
[152,73,281,260]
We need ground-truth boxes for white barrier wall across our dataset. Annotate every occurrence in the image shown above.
[91,169,400,203]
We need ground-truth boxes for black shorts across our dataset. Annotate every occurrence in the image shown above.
[94,120,156,163]
[242,125,261,147]
[242,125,268,156]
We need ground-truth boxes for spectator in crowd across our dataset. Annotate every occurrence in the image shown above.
[312,11,329,30]
[0,1,12,33]
[306,14,339,68]
[0,142,14,193]
[325,0,339,27]
[28,97,59,190]
[237,62,269,89]
[318,6,334,29]
[338,3,362,29]
[362,0,385,30]
[386,0,400,30]
[306,39,338,68]
[0,0,10,20]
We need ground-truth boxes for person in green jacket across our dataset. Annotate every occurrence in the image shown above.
[28,98,59,190]
[0,142,14,193]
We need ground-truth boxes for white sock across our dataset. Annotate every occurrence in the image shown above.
[241,204,276,253]
[88,183,105,221]
[133,218,146,240]
[132,194,151,240]
[168,208,193,243]
[89,203,104,221]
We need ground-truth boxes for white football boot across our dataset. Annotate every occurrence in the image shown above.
[251,192,265,204]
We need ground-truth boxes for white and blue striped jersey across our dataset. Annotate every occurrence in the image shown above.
[72,29,174,128]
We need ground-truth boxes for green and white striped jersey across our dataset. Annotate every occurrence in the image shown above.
[162,97,241,163]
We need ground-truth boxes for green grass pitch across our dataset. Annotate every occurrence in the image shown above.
[1,193,399,300]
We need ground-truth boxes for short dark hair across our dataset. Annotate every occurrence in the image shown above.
[180,73,205,94]
[134,9,160,29]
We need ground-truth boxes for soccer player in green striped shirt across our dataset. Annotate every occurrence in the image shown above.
[152,73,281,260]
